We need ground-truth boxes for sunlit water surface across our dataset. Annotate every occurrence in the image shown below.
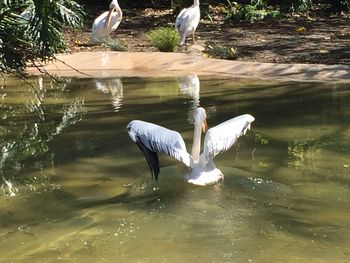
[0,75,349,262]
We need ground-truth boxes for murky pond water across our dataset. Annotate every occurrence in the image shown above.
[1,74,350,262]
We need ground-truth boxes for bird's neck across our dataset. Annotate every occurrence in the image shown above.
[104,9,113,29]
[193,0,200,6]
[116,5,122,19]
[191,122,202,161]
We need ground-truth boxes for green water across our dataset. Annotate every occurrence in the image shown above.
[0,75,349,262]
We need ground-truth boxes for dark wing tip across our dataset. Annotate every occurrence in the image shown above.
[135,136,160,181]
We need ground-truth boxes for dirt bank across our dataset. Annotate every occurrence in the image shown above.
[27,51,350,81]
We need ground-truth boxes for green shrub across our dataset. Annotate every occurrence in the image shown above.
[102,37,127,51]
[146,27,180,52]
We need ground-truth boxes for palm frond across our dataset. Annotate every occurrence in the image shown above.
[0,0,85,73]
[56,1,85,27]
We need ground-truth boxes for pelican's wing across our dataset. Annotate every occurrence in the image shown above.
[179,7,200,33]
[92,11,108,30]
[127,120,192,180]
[175,7,188,31]
[91,11,109,42]
[202,114,255,161]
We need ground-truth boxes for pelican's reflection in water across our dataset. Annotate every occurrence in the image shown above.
[177,74,200,123]
[178,74,200,108]
[95,78,124,112]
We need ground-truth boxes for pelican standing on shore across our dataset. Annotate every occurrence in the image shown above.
[91,0,122,43]
[127,107,254,186]
[175,0,200,46]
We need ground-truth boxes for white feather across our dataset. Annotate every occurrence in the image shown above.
[202,114,255,161]
[127,120,192,167]
[175,8,188,31]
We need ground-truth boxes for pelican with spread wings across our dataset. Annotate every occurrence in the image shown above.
[127,107,254,186]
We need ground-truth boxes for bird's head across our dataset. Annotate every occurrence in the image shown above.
[194,107,208,132]
[104,0,120,29]
[109,0,120,11]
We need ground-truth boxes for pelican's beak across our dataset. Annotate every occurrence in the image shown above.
[104,7,115,29]
[202,119,208,133]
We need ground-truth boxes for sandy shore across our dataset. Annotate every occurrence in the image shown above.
[27,51,350,81]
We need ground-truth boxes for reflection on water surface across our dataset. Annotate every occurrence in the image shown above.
[0,75,349,262]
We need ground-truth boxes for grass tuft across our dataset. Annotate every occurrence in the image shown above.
[146,27,180,52]
[102,37,128,51]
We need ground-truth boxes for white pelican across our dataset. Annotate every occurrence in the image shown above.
[91,0,122,43]
[175,0,200,46]
[127,107,254,186]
